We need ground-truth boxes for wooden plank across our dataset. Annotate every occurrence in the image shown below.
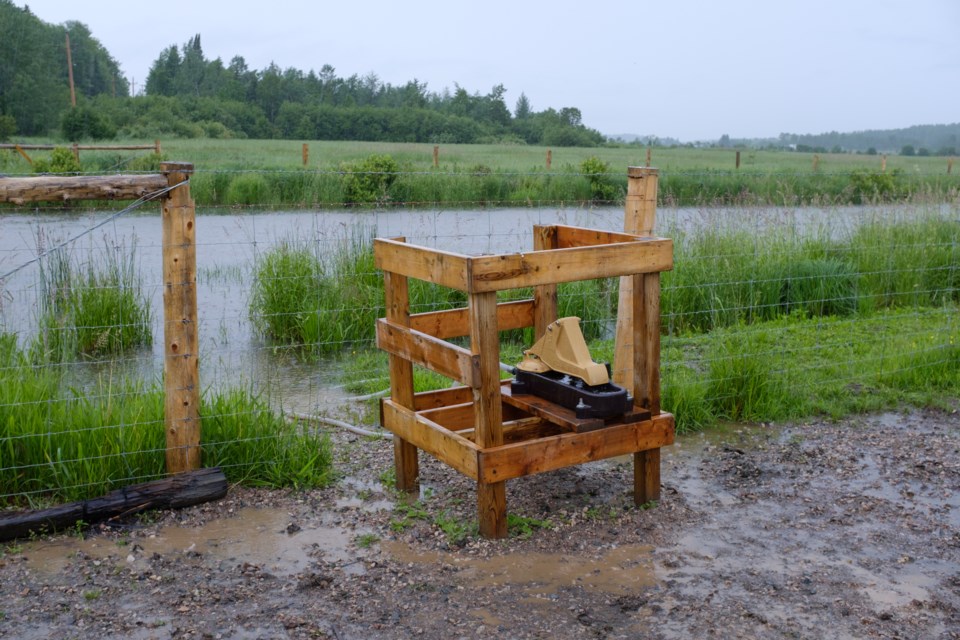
[381,400,479,480]
[412,386,474,411]
[457,417,564,445]
[419,402,475,431]
[0,144,160,151]
[477,413,675,483]
[501,382,651,433]
[554,225,647,248]
[410,299,535,339]
[467,239,673,293]
[374,238,470,291]
[377,319,480,387]
[161,163,200,474]
[383,267,419,492]
[0,174,169,205]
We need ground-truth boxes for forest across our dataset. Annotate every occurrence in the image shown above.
[0,2,603,146]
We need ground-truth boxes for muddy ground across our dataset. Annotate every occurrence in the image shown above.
[2,407,959,639]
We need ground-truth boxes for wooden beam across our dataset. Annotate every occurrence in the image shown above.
[469,290,507,538]
[533,225,558,339]
[467,239,672,292]
[410,299,535,339]
[376,319,480,387]
[384,267,419,492]
[477,413,675,483]
[614,167,660,388]
[0,174,168,205]
[381,400,479,480]
[374,238,470,291]
[635,448,661,505]
[633,273,662,414]
[554,225,648,248]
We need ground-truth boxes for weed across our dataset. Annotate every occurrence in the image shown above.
[83,590,102,601]
[434,511,475,545]
[355,533,380,549]
[507,513,551,539]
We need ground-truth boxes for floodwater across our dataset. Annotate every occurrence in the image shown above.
[0,202,950,412]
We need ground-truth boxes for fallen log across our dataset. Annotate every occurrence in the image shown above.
[0,467,228,542]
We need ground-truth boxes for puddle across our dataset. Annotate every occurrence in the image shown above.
[20,506,366,577]
[383,539,656,597]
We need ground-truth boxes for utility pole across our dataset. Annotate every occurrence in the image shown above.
[65,31,77,107]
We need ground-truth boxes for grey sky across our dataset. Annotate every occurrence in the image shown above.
[18,0,960,141]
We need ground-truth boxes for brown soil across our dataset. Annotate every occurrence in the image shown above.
[2,408,959,639]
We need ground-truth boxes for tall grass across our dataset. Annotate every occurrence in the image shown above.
[0,333,332,508]
[32,238,152,361]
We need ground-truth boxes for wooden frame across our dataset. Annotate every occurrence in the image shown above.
[377,217,675,539]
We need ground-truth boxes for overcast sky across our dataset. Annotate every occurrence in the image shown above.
[18,0,960,141]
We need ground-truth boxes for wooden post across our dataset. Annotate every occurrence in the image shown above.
[433,145,439,169]
[161,162,201,474]
[470,290,506,538]
[13,144,33,165]
[154,139,162,155]
[881,155,887,172]
[735,150,741,169]
[646,148,652,167]
[384,259,419,492]
[949,158,954,175]
[533,225,558,339]
[546,149,552,170]
[302,143,309,167]
[812,154,820,171]
[71,143,80,164]
[613,167,658,389]
[65,32,76,108]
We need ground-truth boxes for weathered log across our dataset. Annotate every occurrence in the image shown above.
[0,467,228,542]
[0,174,168,205]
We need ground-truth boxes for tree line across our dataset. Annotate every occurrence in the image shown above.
[0,4,603,146]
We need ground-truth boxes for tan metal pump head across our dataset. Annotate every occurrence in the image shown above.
[516,317,610,387]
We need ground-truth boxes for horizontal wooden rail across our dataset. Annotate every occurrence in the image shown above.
[468,238,673,292]
[410,299,535,339]
[0,174,168,204]
[0,144,159,152]
[376,319,480,387]
[374,238,470,291]
[382,400,480,479]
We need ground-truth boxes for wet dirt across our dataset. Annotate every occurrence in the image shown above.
[2,407,959,639]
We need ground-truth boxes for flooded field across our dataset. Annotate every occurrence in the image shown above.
[0,202,942,412]
[1,407,957,638]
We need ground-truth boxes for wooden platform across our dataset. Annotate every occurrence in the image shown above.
[376,220,674,538]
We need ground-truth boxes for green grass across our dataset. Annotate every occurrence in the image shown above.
[32,239,151,361]
[0,334,332,508]
[7,139,957,207]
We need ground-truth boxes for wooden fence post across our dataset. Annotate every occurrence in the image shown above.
[154,139,162,155]
[735,150,741,169]
[646,148,652,167]
[161,162,201,474]
[433,145,439,169]
[949,158,954,175]
[302,143,309,167]
[813,154,820,171]
[613,167,658,389]
[881,155,887,172]
[546,149,552,170]
[71,143,80,164]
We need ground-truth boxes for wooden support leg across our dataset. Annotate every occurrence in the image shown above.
[393,437,419,493]
[478,481,507,539]
[634,448,661,506]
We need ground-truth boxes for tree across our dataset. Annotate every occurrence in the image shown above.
[901,145,915,156]
[514,92,531,119]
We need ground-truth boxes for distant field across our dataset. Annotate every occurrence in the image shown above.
[4,138,957,207]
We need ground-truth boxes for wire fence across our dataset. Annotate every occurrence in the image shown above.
[1,168,958,508]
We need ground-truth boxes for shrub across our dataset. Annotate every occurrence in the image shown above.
[579,156,619,202]
[0,114,16,141]
[33,146,82,174]
[60,106,116,141]
[340,154,399,204]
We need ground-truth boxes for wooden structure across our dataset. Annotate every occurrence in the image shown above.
[0,162,201,475]
[375,167,673,538]
[1,141,162,165]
